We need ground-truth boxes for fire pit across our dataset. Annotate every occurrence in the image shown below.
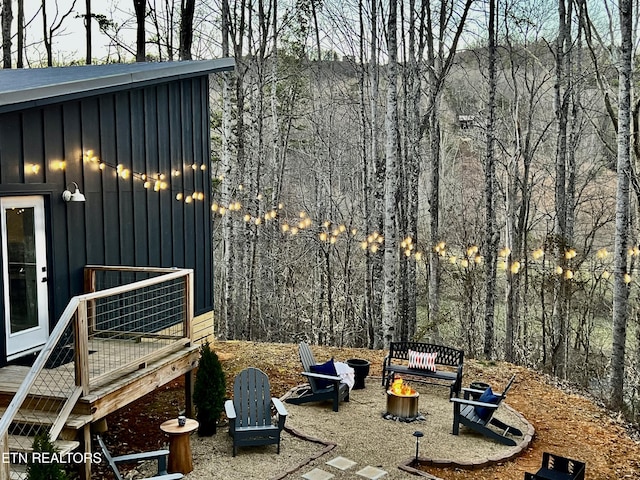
[384,378,423,421]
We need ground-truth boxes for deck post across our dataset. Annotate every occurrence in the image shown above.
[184,370,195,417]
[185,270,194,343]
[74,300,90,395]
[0,431,9,480]
[75,301,92,479]
[78,425,91,480]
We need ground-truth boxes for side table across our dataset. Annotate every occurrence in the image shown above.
[160,417,199,474]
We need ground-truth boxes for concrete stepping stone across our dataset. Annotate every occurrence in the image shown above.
[355,465,388,479]
[326,456,357,471]
[302,468,335,480]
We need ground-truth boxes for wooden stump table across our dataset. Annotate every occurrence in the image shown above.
[160,418,199,474]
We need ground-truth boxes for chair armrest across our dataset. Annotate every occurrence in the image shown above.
[450,397,500,410]
[113,449,177,477]
[224,399,236,420]
[301,371,342,382]
[112,449,170,464]
[271,397,288,417]
[462,387,486,395]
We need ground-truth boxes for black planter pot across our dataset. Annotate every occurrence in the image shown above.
[346,358,371,390]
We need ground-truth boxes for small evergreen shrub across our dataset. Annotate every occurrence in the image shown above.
[26,432,70,480]
[193,341,226,435]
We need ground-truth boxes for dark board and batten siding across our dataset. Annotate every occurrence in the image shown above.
[0,76,213,328]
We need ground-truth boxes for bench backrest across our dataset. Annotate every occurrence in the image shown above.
[541,452,586,480]
[389,342,463,367]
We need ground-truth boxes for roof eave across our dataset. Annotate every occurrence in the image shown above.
[0,58,235,112]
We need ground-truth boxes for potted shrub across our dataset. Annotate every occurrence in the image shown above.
[26,432,70,480]
[193,341,226,436]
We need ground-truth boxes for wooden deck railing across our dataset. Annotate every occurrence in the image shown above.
[0,266,194,480]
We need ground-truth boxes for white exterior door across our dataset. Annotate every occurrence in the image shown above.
[2,196,49,360]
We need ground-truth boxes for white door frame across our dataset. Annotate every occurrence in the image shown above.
[1,196,49,360]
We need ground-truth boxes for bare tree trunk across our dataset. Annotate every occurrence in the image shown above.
[483,0,498,360]
[369,0,384,349]
[179,0,195,60]
[220,0,233,340]
[382,0,399,348]
[610,0,633,411]
[42,0,51,66]
[551,0,572,379]
[134,0,146,61]
[2,0,12,68]
[16,0,23,68]
[402,0,423,341]
[85,0,91,64]
[422,0,473,336]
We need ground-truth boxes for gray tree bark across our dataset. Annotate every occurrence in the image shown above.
[220,0,233,340]
[2,0,12,68]
[179,0,195,60]
[85,0,91,64]
[483,0,498,360]
[16,0,23,68]
[369,0,384,349]
[551,0,573,379]
[610,0,633,411]
[382,0,399,348]
[134,0,145,61]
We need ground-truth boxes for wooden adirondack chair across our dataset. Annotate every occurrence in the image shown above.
[96,434,184,480]
[284,342,350,412]
[224,367,288,457]
[450,374,523,446]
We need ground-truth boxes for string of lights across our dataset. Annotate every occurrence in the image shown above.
[31,153,635,283]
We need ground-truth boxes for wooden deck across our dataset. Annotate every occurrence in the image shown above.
[0,267,210,480]
[0,337,199,414]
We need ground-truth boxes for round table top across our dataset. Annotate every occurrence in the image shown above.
[160,418,199,435]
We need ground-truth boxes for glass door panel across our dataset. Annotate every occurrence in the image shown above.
[2,196,49,359]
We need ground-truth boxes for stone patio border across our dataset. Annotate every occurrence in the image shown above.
[270,425,337,480]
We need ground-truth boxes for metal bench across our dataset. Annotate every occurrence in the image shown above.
[382,342,464,397]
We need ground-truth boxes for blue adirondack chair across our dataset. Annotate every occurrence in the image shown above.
[224,367,288,457]
[285,342,350,412]
[450,374,523,446]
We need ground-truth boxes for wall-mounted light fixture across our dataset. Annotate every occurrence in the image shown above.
[62,182,86,202]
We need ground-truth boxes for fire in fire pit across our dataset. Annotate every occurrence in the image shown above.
[384,379,425,422]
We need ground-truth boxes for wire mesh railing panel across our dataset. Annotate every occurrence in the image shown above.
[6,319,79,476]
[87,276,187,384]
[1,267,193,480]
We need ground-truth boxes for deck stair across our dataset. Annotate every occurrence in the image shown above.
[0,266,198,480]
[1,407,92,441]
